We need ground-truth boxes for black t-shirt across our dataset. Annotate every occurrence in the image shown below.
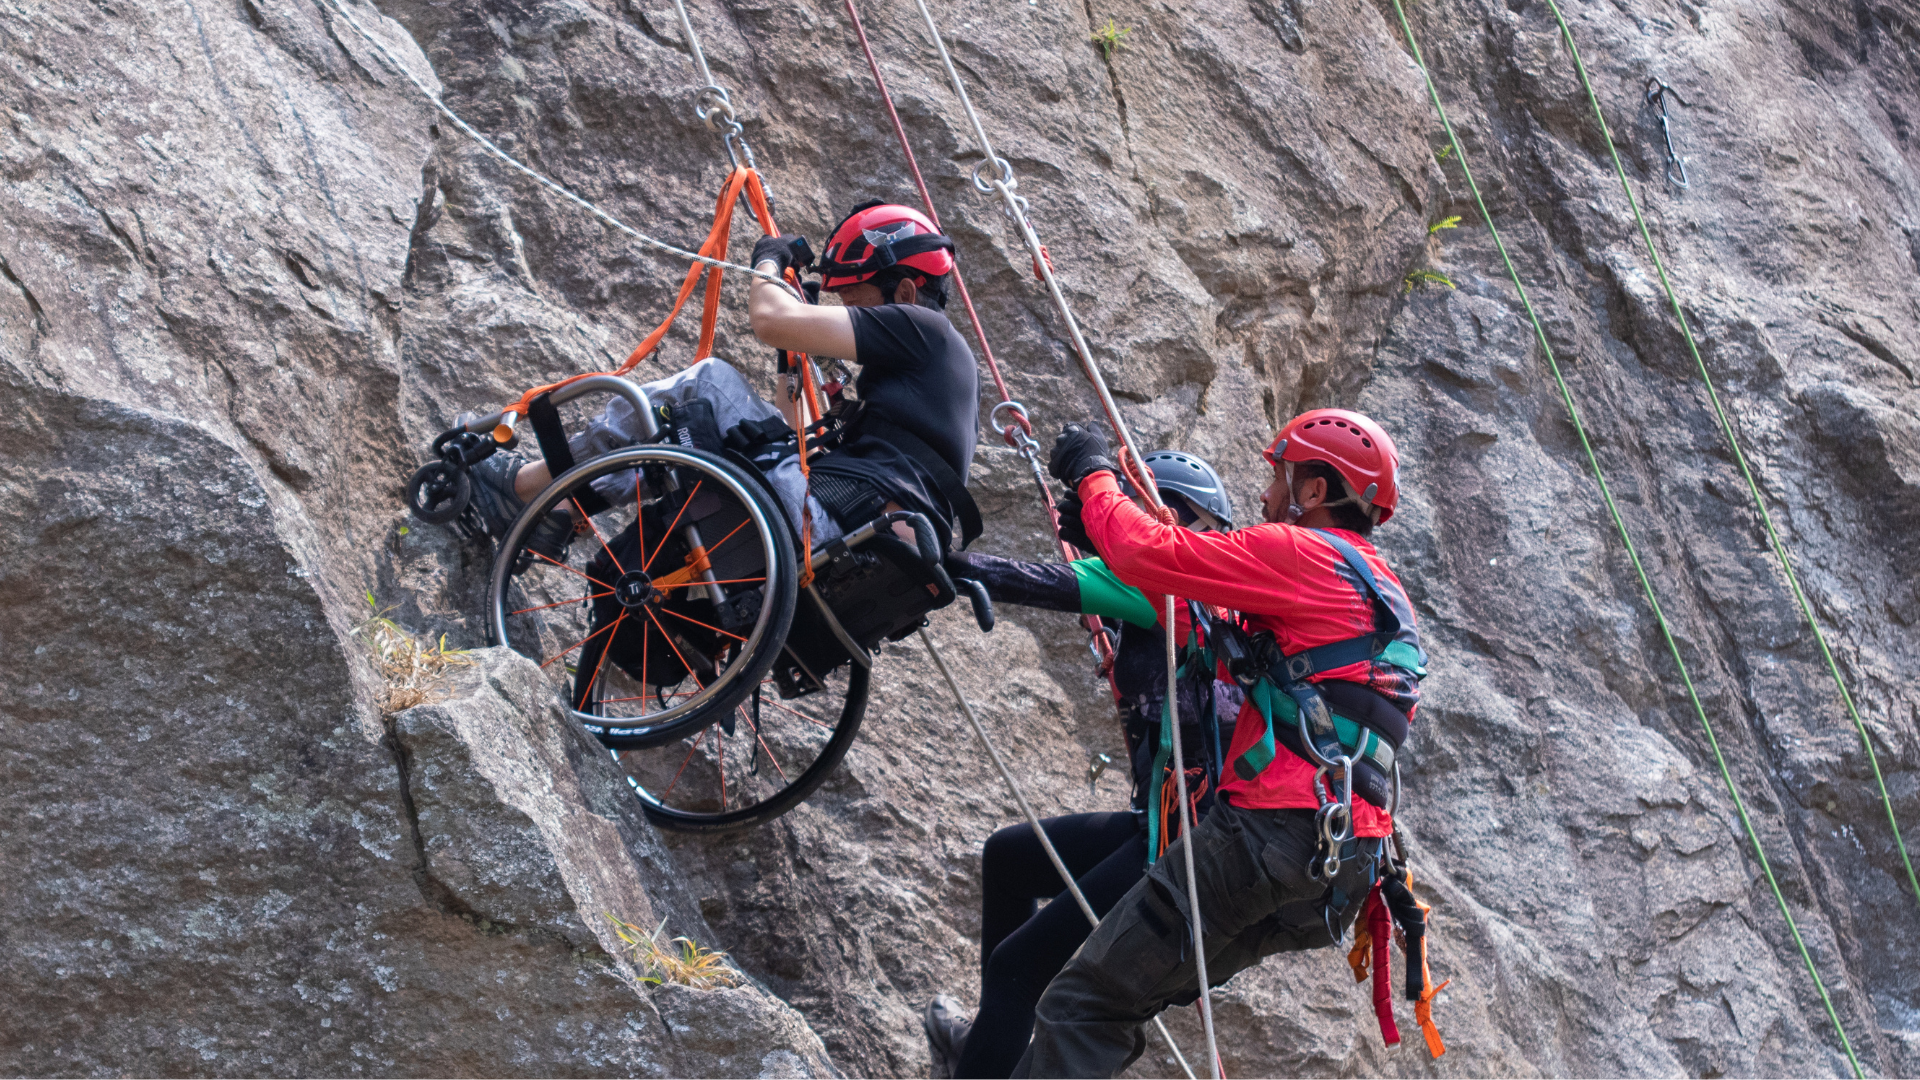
[811,303,978,533]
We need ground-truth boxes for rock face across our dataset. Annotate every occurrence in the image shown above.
[2,0,1917,1076]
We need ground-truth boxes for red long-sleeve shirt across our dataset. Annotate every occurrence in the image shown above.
[1079,472,1422,835]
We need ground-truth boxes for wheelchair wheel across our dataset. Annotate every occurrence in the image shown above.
[488,445,798,749]
[610,661,869,832]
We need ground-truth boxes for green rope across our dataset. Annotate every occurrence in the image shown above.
[1384,3,1863,1074]
[1540,0,1920,917]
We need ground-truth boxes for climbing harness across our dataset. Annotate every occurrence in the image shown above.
[1390,3,1863,1073]
[918,629,1199,1080]
[1642,77,1690,189]
[893,0,1219,1068]
[1540,0,1920,920]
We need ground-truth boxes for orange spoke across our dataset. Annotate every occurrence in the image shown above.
[662,728,707,799]
[532,550,615,591]
[644,480,703,574]
[701,517,753,561]
[540,614,624,670]
[579,613,625,703]
[741,705,790,783]
[653,577,766,589]
[573,495,626,576]
[761,694,834,730]
[634,468,646,561]
[643,606,709,689]
[512,590,612,616]
[661,605,747,642]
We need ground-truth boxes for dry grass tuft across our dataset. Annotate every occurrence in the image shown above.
[606,914,741,990]
[359,593,473,714]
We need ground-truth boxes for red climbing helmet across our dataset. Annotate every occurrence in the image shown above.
[1264,408,1401,523]
[817,202,955,291]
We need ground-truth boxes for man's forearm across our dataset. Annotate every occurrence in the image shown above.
[749,270,857,359]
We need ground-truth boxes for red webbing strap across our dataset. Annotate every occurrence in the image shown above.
[1368,886,1400,1047]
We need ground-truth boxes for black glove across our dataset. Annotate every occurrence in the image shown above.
[1054,492,1097,554]
[1048,423,1119,489]
[750,234,813,276]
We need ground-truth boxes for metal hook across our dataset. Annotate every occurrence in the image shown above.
[1643,77,1691,189]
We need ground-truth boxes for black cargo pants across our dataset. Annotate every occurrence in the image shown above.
[1020,798,1383,1078]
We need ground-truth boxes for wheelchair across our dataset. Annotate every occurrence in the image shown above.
[407,376,973,831]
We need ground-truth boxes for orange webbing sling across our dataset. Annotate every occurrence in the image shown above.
[504,165,825,579]
[504,166,816,417]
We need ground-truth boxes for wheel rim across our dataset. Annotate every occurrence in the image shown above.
[614,663,865,825]
[488,446,791,744]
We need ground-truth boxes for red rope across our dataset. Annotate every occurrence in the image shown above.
[841,0,1020,426]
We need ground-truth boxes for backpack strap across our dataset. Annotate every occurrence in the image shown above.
[1232,530,1422,782]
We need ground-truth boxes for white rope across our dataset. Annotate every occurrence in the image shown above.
[904,0,1156,491]
[918,630,1197,1080]
[313,0,784,287]
[1164,595,1219,1073]
[904,1,1222,1073]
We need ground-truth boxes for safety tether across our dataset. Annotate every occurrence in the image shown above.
[1386,3,1863,1074]
[315,0,785,294]
[1539,0,1920,917]
[899,2,1221,1073]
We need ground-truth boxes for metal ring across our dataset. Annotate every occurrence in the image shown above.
[970,155,1015,194]
[990,400,1034,447]
[695,85,736,130]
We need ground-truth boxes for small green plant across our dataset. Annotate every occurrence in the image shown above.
[1434,144,1455,162]
[358,593,472,713]
[1090,18,1132,58]
[1428,215,1461,234]
[1403,268,1456,292]
[606,914,740,989]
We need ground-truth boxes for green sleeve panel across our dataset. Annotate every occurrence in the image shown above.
[1070,558,1161,629]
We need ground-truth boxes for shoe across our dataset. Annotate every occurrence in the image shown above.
[922,995,972,1080]
[468,450,572,563]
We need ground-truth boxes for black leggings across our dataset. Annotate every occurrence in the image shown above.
[959,812,1146,1079]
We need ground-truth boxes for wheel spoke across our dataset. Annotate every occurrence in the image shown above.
[540,614,624,670]
[761,694,834,730]
[643,606,710,689]
[662,727,707,799]
[644,479,703,574]
[579,612,626,702]
[513,590,612,616]
[741,705,790,783]
[700,516,753,561]
[572,495,626,575]
[532,550,615,591]
[660,605,747,643]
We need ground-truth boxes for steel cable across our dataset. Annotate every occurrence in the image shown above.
[313,0,785,287]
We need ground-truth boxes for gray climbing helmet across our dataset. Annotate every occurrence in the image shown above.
[1127,449,1235,529]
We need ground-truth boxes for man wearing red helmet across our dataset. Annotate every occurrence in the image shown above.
[1019,410,1429,1078]
[748,201,981,547]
